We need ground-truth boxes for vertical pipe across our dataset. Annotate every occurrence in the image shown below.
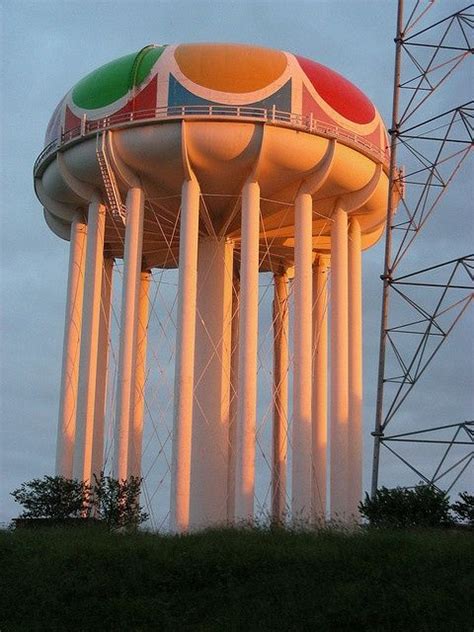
[227,275,240,522]
[74,198,106,482]
[128,269,151,479]
[91,256,113,481]
[330,206,349,519]
[190,238,234,528]
[312,254,329,520]
[56,211,87,478]
[292,192,313,521]
[348,219,363,518]
[170,177,200,532]
[114,187,145,481]
[235,180,260,523]
[272,271,289,523]
[372,0,404,497]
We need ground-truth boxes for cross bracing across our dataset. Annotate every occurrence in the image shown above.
[371,1,474,496]
[381,420,473,494]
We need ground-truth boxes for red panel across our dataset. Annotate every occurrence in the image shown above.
[64,106,82,135]
[132,75,158,116]
[302,85,336,127]
[109,75,158,122]
[302,85,383,152]
[365,122,384,150]
[297,55,375,125]
[112,100,133,122]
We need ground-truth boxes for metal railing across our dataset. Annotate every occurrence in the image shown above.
[34,104,390,176]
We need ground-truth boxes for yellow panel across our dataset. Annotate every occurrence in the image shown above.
[175,43,287,93]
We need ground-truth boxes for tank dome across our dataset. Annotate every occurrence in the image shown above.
[36,41,391,265]
[45,42,388,157]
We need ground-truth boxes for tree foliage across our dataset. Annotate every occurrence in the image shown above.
[451,492,474,526]
[11,474,148,530]
[358,484,453,528]
[11,476,91,520]
[92,474,148,530]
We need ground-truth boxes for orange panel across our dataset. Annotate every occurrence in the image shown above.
[175,43,287,93]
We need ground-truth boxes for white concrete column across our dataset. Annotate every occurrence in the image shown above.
[56,212,87,478]
[114,187,145,481]
[330,206,349,519]
[312,255,329,520]
[91,256,113,481]
[128,269,151,479]
[74,198,106,482]
[235,180,260,523]
[190,238,234,528]
[292,192,313,521]
[348,218,363,518]
[227,275,240,522]
[170,177,200,532]
[272,272,289,523]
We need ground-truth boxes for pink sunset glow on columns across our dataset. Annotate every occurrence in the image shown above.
[35,42,392,531]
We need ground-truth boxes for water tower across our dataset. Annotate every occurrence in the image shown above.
[34,43,390,531]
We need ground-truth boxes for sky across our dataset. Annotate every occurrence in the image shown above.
[1,0,472,526]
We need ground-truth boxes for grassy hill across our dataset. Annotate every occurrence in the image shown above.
[1,525,473,631]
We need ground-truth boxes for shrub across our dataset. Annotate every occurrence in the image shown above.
[451,492,474,526]
[91,474,148,530]
[11,476,91,520]
[11,474,148,530]
[359,484,453,528]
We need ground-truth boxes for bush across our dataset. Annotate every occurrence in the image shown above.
[451,492,474,526]
[11,476,91,520]
[11,474,148,530]
[359,484,453,528]
[92,474,148,530]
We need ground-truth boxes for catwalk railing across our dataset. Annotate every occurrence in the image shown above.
[33,104,390,177]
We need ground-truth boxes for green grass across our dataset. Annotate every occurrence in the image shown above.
[1,526,473,631]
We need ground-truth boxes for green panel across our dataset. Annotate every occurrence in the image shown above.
[72,46,165,110]
[134,46,166,86]
[72,53,137,109]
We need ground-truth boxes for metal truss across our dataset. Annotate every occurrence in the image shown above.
[382,421,473,493]
[382,254,473,427]
[371,1,474,495]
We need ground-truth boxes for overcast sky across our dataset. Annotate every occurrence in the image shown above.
[1,0,472,525]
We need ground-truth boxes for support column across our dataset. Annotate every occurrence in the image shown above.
[235,180,260,523]
[56,211,87,478]
[170,177,200,532]
[348,218,363,518]
[272,271,289,523]
[114,187,145,481]
[91,256,113,481]
[128,269,151,479]
[330,206,349,519]
[312,255,329,520]
[227,275,240,522]
[292,192,313,521]
[190,238,234,528]
[74,198,106,482]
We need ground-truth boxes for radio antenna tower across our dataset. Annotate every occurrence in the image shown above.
[371,1,473,496]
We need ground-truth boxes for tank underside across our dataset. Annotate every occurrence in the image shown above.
[36,118,388,271]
